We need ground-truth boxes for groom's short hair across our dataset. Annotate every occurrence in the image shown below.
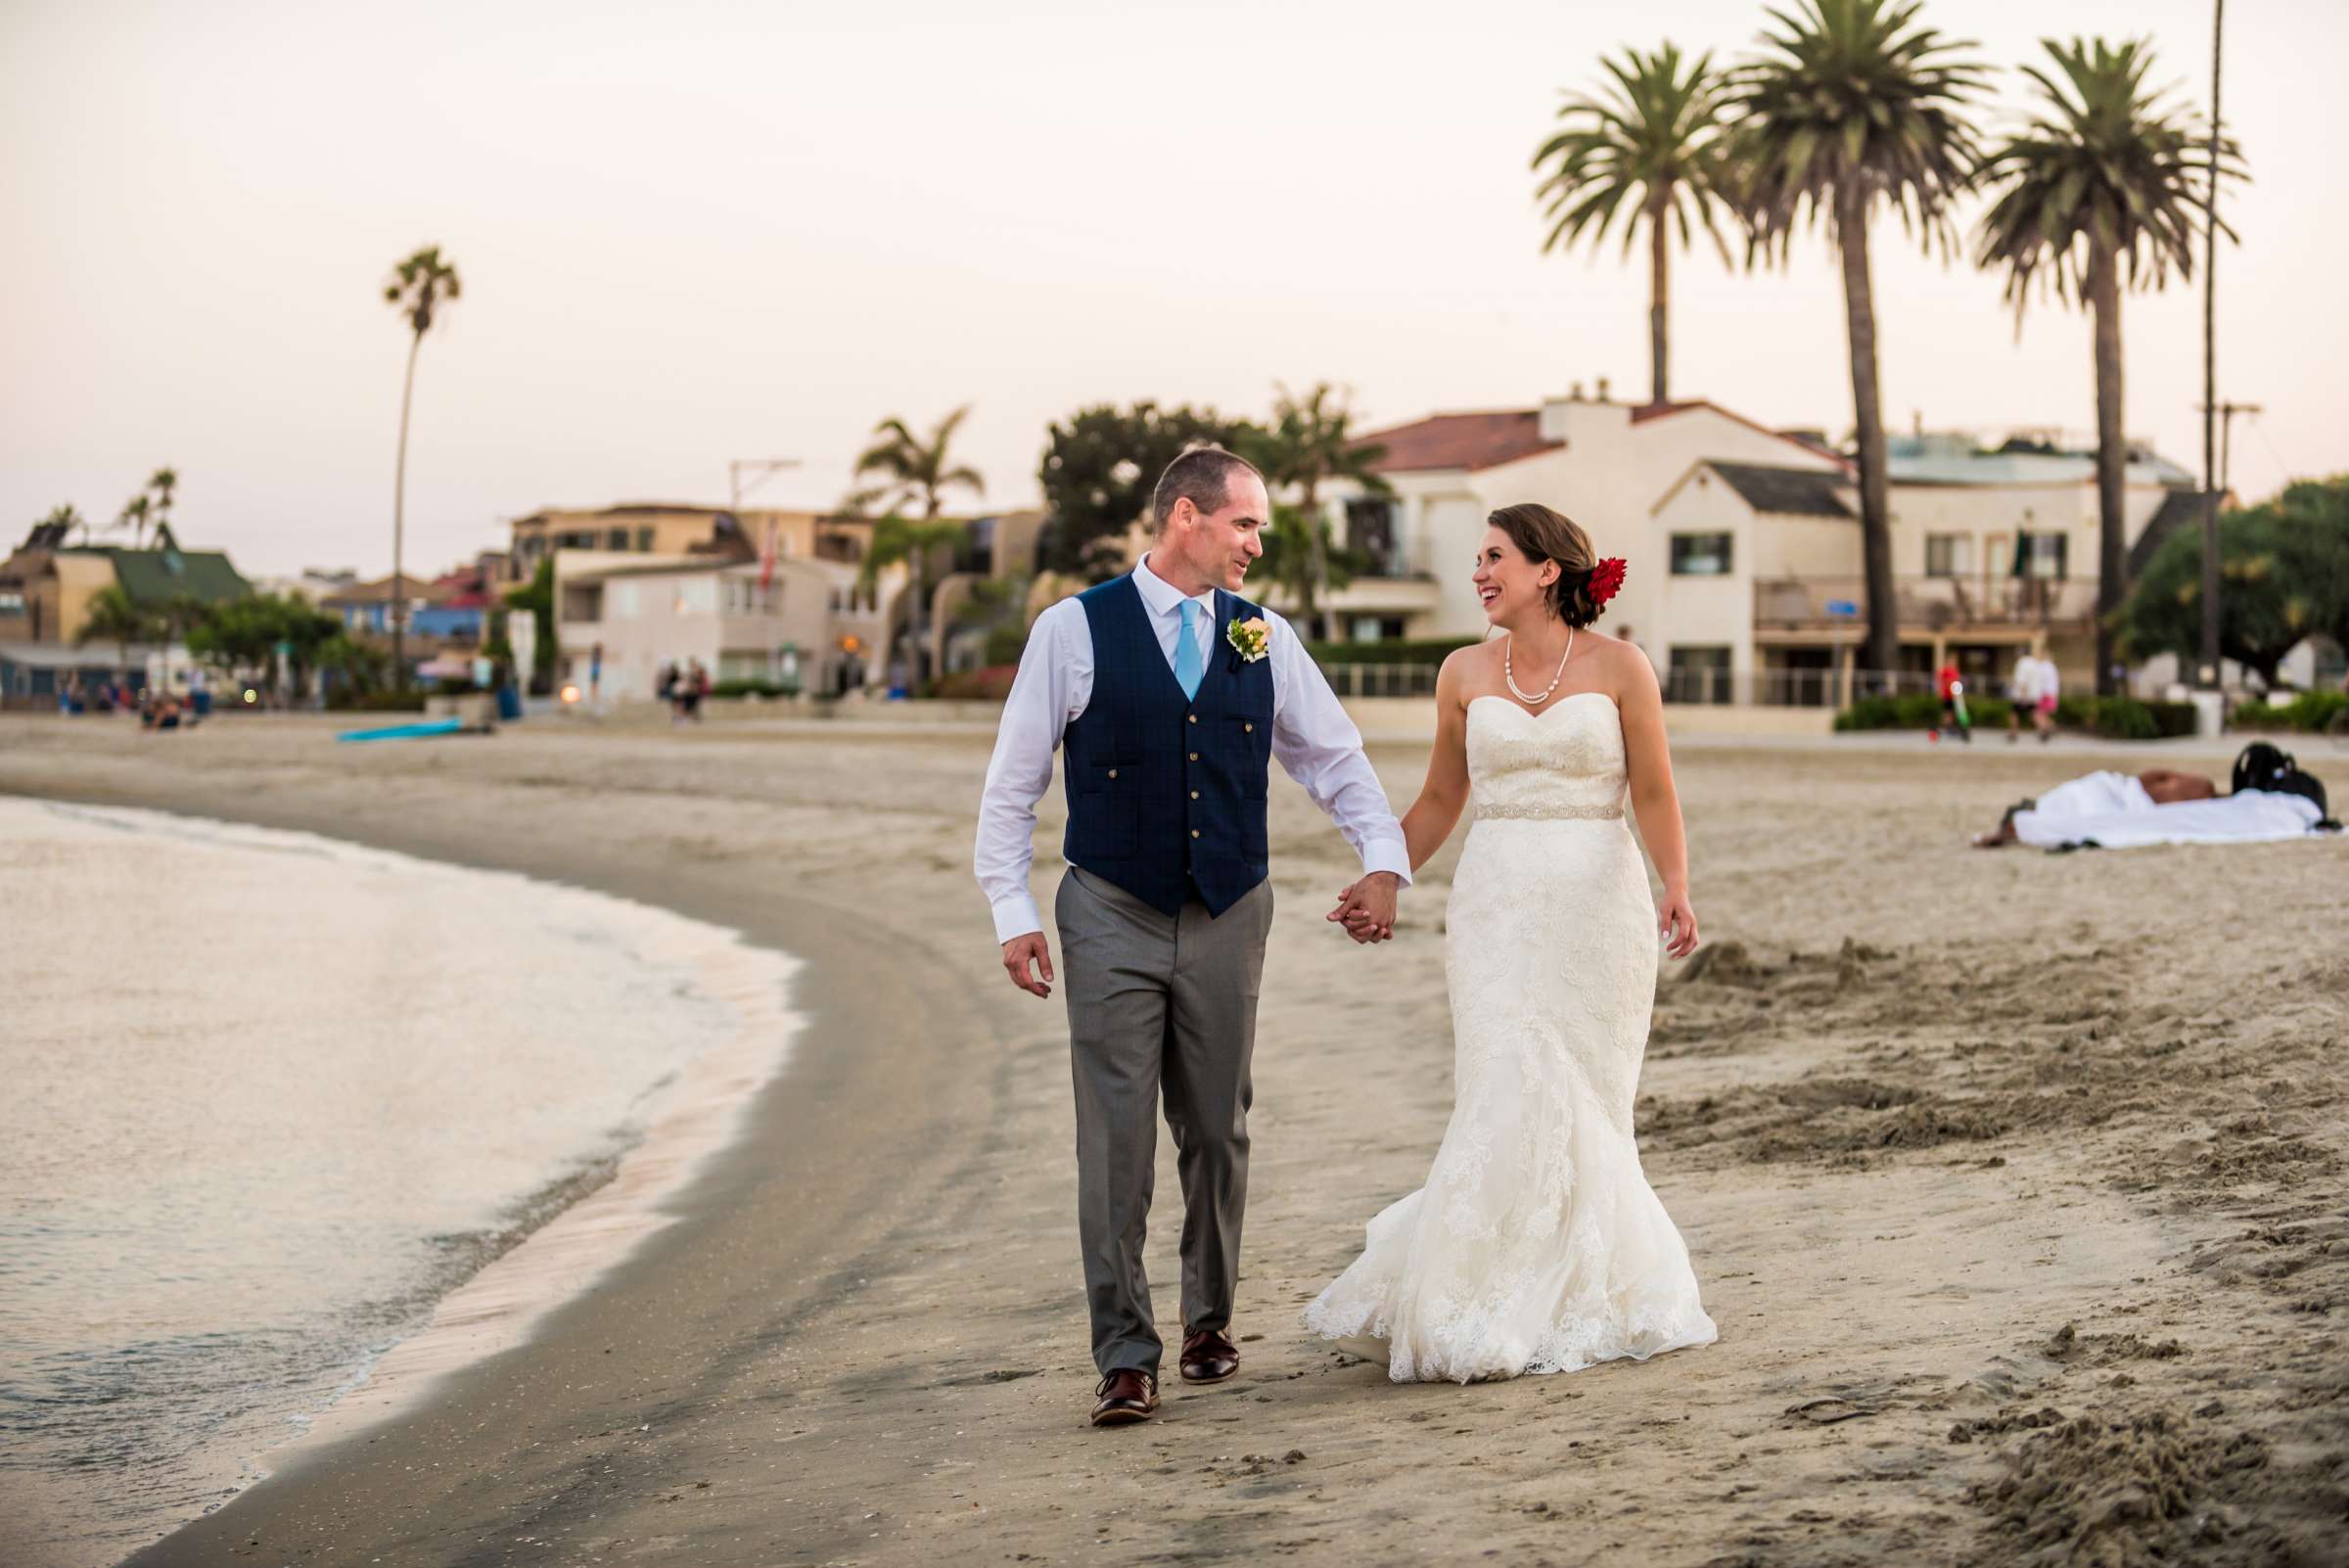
[1153,444,1262,531]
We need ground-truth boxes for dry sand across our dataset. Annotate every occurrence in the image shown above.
[3,711,2344,1568]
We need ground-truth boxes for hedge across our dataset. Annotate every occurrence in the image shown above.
[1834,691,2195,738]
[1304,637,1483,669]
[709,679,800,699]
[2230,691,2348,733]
[935,666,1018,701]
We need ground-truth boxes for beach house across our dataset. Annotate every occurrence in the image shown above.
[1306,389,2205,705]
[0,519,253,706]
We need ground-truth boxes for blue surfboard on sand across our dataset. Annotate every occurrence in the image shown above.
[337,717,464,743]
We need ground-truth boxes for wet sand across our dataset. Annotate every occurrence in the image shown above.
[3,712,2343,1567]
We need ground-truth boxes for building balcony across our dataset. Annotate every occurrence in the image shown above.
[1752,575,2099,635]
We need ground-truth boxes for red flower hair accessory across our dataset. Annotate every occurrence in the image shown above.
[1587,557,1627,607]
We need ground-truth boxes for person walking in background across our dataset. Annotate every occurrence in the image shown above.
[2034,651,2061,740]
[1930,657,1971,744]
[589,642,605,709]
[2007,647,2045,744]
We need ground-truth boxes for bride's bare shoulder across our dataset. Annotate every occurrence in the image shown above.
[1584,633,1660,696]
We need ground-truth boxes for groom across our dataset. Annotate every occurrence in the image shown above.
[975,444,1410,1426]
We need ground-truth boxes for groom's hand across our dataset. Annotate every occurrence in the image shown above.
[1001,932,1055,998]
[1327,872,1400,944]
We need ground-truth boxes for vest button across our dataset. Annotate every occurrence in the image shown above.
[1190,829,1200,838]
[1188,752,1198,761]
[1244,722,1254,733]
[1189,790,1199,800]
[1106,768,1117,779]
[1187,714,1197,724]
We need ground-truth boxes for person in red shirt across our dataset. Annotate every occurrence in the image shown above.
[1930,659,1972,744]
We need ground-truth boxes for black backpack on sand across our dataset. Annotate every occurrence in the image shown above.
[2231,741,2337,828]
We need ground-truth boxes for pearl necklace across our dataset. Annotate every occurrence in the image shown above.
[1504,626,1575,706]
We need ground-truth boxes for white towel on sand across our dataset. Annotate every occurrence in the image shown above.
[2012,771,2324,850]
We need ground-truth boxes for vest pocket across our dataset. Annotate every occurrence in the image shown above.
[1078,762,1139,856]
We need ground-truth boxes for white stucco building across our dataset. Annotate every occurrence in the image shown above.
[1302,392,2208,704]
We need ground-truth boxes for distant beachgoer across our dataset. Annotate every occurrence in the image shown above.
[589,642,604,706]
[2006,649,2054,744]
[1972,762,2330,850]
[1929,659,1971,744]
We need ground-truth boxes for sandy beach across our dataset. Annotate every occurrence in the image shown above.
[4,710,2344,1568]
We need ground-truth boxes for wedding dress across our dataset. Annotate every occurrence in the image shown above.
[1304,693,1717,1382]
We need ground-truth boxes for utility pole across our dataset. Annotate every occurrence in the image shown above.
[2193,400,2262,494]
[2196,0,2226,687]
[728,459,801,512]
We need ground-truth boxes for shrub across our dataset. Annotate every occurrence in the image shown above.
[935,666,1018,701]
[2234,690,2347,732]
[2094,696,2160,741]
[709,679,798,699]
[325,691,428,714]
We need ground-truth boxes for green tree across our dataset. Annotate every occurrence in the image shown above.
[36,503,84,545]
[148,467,177,541]
[1727,0,1989,681]
[501,556,558,693]
[1240,385,1391,640]
[384,245,462,690]
[1975,38,2238,695]
[1036,402,1250,579]
[1532,41,1735,407]
[1256,504,1370,631]
[2117,495,2326,688]
[857,516,968,686]
[76,584,161,669]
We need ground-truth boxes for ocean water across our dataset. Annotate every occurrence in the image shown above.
[0,799,803,1567]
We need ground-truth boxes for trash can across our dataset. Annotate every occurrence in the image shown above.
[495,684,524,721]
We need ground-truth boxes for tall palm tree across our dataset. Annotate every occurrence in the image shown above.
[851,406,985,685]
[1532,42,1735,407]
[148,468,178,546]
[1727,0,1989,683]
[1249,384,1391,642]
[113,493,152,550]
[384,246,462,689]
[1975,38,2238,695]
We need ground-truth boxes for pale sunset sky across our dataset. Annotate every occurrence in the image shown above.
[4,0,2342,579]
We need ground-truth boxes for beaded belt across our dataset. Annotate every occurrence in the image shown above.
[1473,801,1624,821]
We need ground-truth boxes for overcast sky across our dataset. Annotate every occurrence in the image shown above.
[5,0,2341,579]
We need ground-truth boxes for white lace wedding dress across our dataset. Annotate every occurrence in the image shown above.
[1304,693,1718,1382]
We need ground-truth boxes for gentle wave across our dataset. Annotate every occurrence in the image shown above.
[0,799,804,1567]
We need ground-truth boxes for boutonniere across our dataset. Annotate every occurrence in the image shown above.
[1224,616,1270,663]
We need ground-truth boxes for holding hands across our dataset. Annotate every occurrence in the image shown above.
[1326,871,1401,944]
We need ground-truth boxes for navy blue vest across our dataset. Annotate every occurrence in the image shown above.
[1062,576,1274,917]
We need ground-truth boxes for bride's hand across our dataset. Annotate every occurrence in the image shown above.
[1658,889,1699,959]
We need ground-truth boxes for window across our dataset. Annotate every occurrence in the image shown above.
[1666,645,1733,705]
[0,590,24,617]
[1926,533,1974,577]
[1349,616,1405,643]
[634,528,655,551]
[1670,532,1733,576]
[605,528,629,550]
[673,578,717,617]
[1346,499,1404,577]
[2014,532,2068,579]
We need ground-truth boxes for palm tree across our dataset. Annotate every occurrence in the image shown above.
[148,468,178,546]
[1532,42,1736,407]
[1248,384,1391,642]
[384,246,462,689]
[1727,0,1989,683]
[77,584,159,675]
[114,493,152,551]
[851,405,986,521]
[1974,38,2238,696]
[850,407,985,684]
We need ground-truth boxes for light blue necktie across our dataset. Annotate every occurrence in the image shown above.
[1175,599,1205,701]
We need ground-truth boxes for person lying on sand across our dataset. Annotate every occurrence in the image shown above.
[1972,764,2332,851]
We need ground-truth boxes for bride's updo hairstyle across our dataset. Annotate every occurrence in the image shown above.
[1488,503,1604,628]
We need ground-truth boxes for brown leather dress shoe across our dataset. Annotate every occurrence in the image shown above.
[1089,1368,1159,1426]
[1178,1328,1239,1384]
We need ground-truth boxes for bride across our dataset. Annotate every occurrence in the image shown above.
[1305,502,1718,1383]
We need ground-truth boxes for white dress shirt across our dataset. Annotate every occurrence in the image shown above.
[975,556,1412,943]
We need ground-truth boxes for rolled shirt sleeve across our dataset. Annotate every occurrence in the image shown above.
[974,601,1087,943]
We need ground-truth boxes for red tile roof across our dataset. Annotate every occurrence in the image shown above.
[1354,411,1559,474]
